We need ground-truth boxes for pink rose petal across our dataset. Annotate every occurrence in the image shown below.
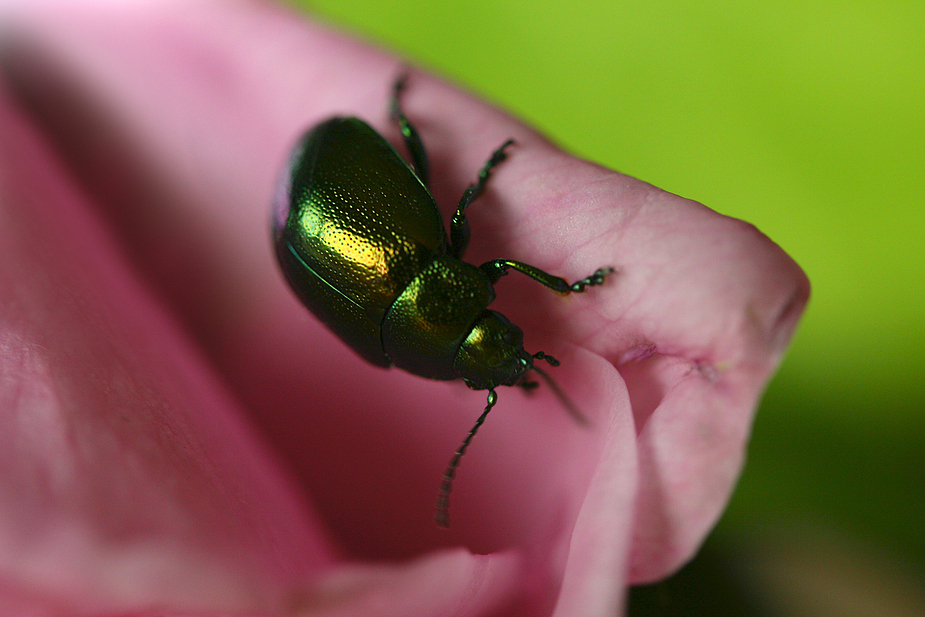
[1,0,809,614]
[0,82,331,614]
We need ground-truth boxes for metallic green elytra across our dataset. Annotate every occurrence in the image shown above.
[273,75,609,527]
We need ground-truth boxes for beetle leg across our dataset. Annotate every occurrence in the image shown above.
[531,350,560,366]
[449,139,516,259]
[479,260,611,294]
[391,73,430,187]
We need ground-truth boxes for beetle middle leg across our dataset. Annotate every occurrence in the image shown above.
[480,260,611,294]
[448,139,516,259]
[391,74,430,187]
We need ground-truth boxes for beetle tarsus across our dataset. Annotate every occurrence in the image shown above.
[568,267,612,292]
[532,351,560,366]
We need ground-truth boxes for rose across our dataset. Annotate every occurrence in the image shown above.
[0,0,809,614]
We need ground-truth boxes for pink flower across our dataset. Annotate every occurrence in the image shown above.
[0,0,809,615]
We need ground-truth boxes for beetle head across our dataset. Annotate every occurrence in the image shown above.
[453,310,533,390]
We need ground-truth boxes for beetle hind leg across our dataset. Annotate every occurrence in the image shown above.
[391,73,431,187]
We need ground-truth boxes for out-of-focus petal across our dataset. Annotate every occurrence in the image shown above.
[0,82,332,613]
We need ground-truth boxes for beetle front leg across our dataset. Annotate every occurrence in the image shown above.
[449,139,515,259]
[391,74,430,187]
[479,260,610,294]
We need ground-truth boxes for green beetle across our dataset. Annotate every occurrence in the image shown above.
[273,75,608,527]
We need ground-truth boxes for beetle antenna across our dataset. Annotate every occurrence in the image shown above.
[530,353,590,426]
[436,389,498,528]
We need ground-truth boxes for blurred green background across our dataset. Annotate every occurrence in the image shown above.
[294,0,924,613]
